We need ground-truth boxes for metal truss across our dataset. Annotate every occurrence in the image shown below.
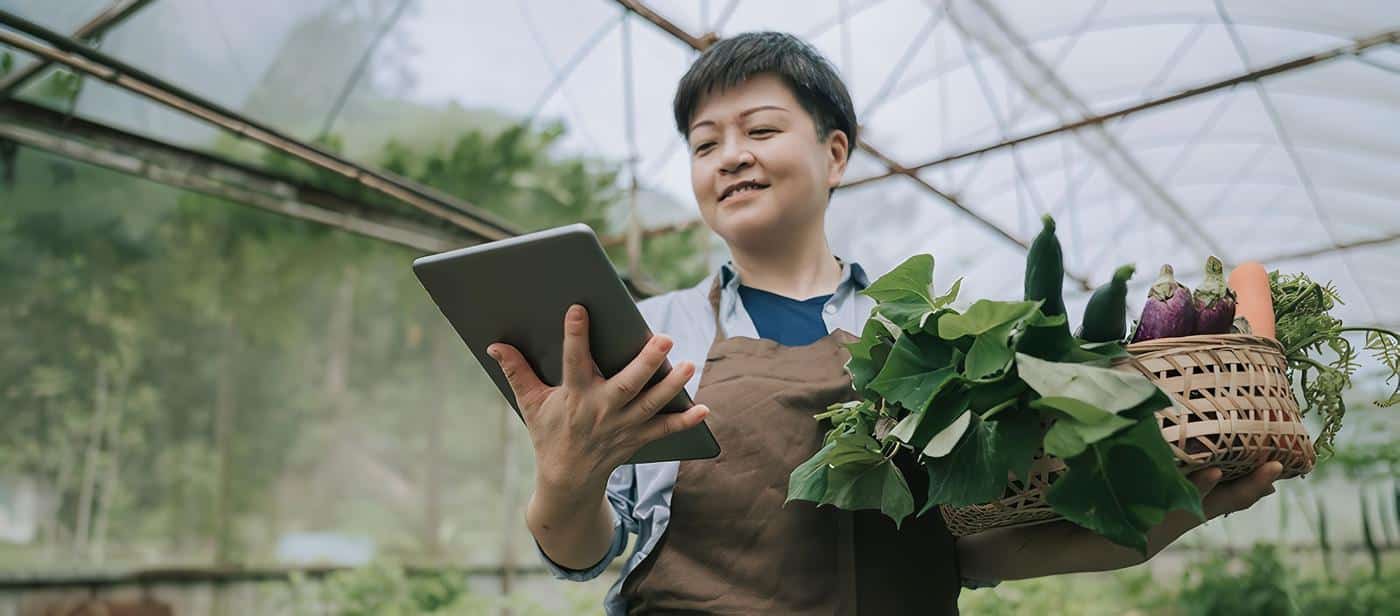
[0,99,464,252]
[0,7,521,244]
[611,0,1096,290]
[0,0,154,97]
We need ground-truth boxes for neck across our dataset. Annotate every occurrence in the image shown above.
[728,222,842,300]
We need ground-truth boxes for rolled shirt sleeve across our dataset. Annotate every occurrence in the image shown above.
[535,464,639,581]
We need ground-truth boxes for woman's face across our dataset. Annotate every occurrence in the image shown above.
[687,73,849,250]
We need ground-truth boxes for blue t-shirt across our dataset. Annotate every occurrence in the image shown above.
[737,285,834,346]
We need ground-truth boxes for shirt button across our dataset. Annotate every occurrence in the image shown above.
[823,304,838,315]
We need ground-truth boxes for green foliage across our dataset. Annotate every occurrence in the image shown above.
[961,544,1400,616]
[1270,270,1400,455]
[788,251,1198,553]
[1176,543,1400,616]
[1,95,706,570]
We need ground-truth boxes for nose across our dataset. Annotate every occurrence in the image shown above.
[719,141,754,175]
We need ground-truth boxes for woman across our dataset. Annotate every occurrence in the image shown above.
[487,31,1283,615]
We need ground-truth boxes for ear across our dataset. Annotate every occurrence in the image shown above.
[825,129,850,190]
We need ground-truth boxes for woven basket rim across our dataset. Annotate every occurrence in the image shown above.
[1124,333,1284,355]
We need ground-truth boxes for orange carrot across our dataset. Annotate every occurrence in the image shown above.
[1228,261,1275,338]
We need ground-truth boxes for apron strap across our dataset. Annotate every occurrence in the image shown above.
[707,274,726,344]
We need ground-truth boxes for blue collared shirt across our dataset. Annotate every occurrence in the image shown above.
[535,258,993,615]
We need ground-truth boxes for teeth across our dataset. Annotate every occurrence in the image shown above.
[725,184,764,200]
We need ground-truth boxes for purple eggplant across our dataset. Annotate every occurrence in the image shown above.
[1192,256,1237,334]
[1131,265,1196,342]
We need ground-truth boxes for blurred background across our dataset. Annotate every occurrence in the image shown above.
[0,0,1397,614]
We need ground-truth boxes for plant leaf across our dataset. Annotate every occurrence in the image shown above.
[1045,419,1203,554]
[1014,311,1077,361]
[921,410,1040,510]
[876,302,949,333]
[868,333,961,413]
[933,276,963,308]
[937,300,1042,340]
[825,431,885,468]
[967,378,1028,412]
[787,440,836,504]
[862,254,935,305]
[824,459,915,528]
[1032,397,1137,458]
[1015,353,1160,412]
[888,388,971,451]
[965,322,1016,380]
[922,410,972,458]
[845,318,895,395]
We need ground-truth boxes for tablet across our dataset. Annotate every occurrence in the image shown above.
[413,223,720,465]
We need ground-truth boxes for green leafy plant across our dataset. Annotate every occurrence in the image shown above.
[787,250,1202,553]
[1269,270,1400,455]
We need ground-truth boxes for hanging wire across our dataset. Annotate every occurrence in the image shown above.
[1215,0,1380,322]
[202,0,253,89]
[621,11,644,279]
[319,0,413,138]
[520,4,621,157]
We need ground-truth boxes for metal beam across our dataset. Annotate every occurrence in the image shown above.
[0,0,154,97]
[844,29,1400,187]
[0,99,668,297]
[0,99,465,253]
[611,0,1094,290]
[0,8,520,243]
[0,563,622,591]
[1260,233,1400,264]
[952,0,1221,260]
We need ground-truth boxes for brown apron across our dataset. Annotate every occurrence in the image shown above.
[621,277,962,614]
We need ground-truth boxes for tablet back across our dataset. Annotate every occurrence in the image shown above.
[413,223,719,464]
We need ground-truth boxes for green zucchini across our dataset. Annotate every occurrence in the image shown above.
[1023,214,1066,316]
[1077,264,1136,342]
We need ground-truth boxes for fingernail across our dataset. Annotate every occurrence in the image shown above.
[487,346,500,360]
[570,304,584,319]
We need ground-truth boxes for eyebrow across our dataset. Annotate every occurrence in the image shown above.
[689,105,788,133]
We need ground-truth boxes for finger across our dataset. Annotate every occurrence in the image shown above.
[487,343,547,408]
[605,334,674,406]
[634,405,710,446]
[561,305,596,390]
[1188,466,1224,498]
[1206,462,1284,518]
[623,360,696,419]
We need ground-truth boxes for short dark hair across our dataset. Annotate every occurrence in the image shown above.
[673,31,858,149]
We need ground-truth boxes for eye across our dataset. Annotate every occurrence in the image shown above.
[750,128,777,136]
[693,142,715,155]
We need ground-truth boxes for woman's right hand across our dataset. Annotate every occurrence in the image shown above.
[487,304,710,500]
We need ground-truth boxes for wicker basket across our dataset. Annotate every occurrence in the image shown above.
[940,334,1317,537]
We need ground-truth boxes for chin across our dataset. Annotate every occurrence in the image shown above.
[713,207,794,248]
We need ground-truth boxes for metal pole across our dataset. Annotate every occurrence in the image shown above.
[610,0,1094,290]
[0,8,520,243]
[0,0,154,97]
[845,29,1400,185]
[0,99,464,253]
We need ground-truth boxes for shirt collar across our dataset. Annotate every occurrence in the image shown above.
[718,257,868,293]
[712,257,869,340]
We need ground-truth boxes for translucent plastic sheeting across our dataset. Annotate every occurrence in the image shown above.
[2,0,1397,326]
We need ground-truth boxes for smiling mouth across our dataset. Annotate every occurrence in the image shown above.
[720,183,769,203]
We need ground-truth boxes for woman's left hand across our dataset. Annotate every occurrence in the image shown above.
[955,461,1286,582]
[1187,460,1284,522]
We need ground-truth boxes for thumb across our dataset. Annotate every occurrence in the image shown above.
[488,343,548,409]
